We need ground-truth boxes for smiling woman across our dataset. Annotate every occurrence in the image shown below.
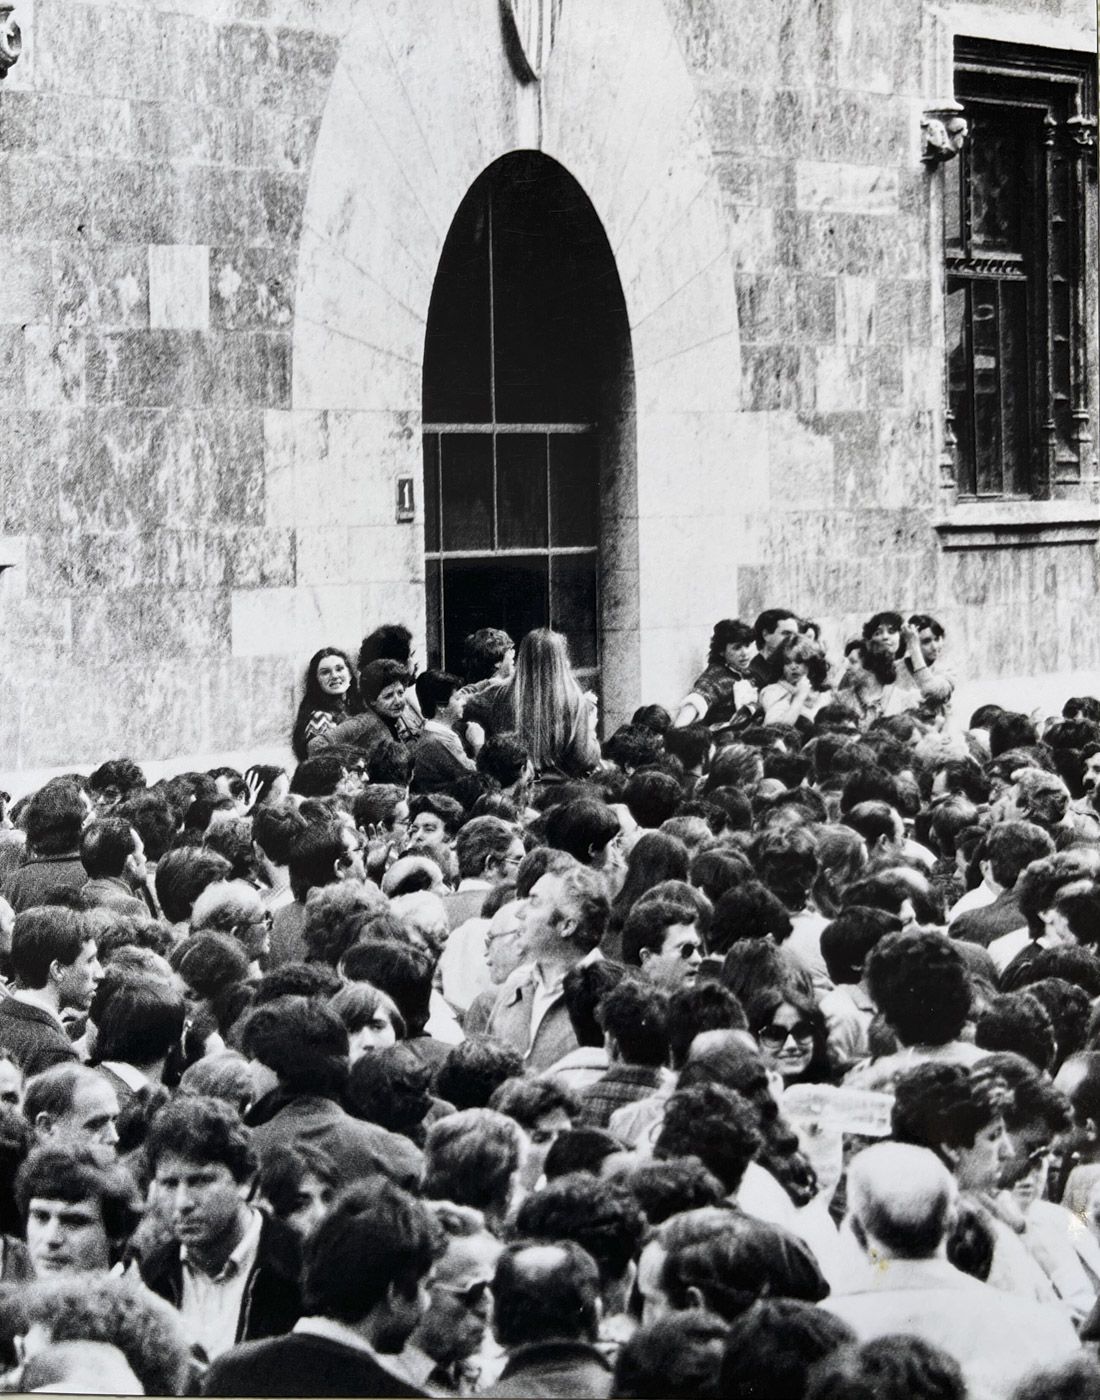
[292,648,362,761]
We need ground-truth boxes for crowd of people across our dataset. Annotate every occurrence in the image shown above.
[1,609,1100,1397]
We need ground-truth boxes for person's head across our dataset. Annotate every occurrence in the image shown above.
[545,798,622,872]
[20,1276,191,1398]
[1016,854,1097,940]
[189,878,271,964]
[819,907,902,987]
[153,847,233,925]
[515,1172,646,1308]
[845,1141,958,1260]
[346,1045,433,1140]
[288,820,366,903]
[975,992,1056,1073]
[422,1109,526,1225]
[476,733,534,800]
[865,930,972,1047]
[751,827,819,913]
[623,770,684,830]
[302,1179,442,1350]
[358,659,409,722]
[707,617,756,670]
[754,609,799,656]
[463,627,515,682]
[176,1052,254,1118]
[543,1127,623,1181]
[767,633,828,689]
[87,759,146,815]
[721,936,812,1010]
[414,668,464,723]
[17,1144,141,1275]
[746,986,826,1084]
[144,1094,257,1253]
[805,1335,967,1400]
[861,610,904,657]
[24,1065,121,1155]
[79,818,146,887]
[483,900,526,986]
[612,1309,728,1400]
[454,815,524,883]
[708,881,793,956]
[658,1210,828,1322]
[655,1083,762,1195]
[407,791,464,851]
[517,859,609,965]
[491,1241,601,1349]
[300,878,390,967]
[12,907,102,1010]
[487,1076,579,1187]
[328,981,405,1062]
[597,976,670,1068]
[413,1201,502,1367]
[891,1063,1009,1191]
[620,1158,726,1226]
[989,710,1039,758]
[91,975,185,1070]
[908,612,946,665]
[664,727,714,776]
[341,939,434,1038]
[258,1142,340,1240]
[359,623,414,669]
[433,1038,524,1112]
[719,1299,856,1400]
[666,983,748,1071]
[239,995,349,1101]
[622,899,703,990]
[843,801,903,857]
[23,781,89,856]
[300,646,356,709]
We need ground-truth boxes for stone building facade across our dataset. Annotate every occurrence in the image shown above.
[0,0,1096,786]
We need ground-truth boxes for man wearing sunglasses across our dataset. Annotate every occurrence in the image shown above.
[621,899,704,991]
[397,1202,502,1394]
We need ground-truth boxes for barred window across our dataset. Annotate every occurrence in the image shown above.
[945,41,1095,500]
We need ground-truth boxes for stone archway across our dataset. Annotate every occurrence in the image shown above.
[282,0,747,718]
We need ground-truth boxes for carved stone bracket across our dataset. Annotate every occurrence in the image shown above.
[0,5,21,79]
[922,101,968,166]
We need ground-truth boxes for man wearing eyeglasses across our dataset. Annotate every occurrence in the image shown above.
[621,899,704,991]
[397,1202,502,1394]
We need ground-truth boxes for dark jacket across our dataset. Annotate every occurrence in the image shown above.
[140,1210,302,1349]
[315,708,402,761]
[202,1331,427,1398]
[951,889,1025,947]
[246,1091,424,1190]
[81,875,148,917]
[0,997,77,1076]
[4,852,87,912]
[486,1340,613,1398]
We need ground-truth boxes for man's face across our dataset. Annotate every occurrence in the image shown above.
[337,828,367,884]
[955,1116,1014,1191]
[26,1196,111,1275]
[489,838,527,885]
[521,1106,573,1190]
[420,1235,501,1366]
[92,785,124,815]
[918,628,944,666]
[284,1171,335,1240]
[484,904,525,985]
[373,682,407,721]
[46,1077,120,1154]
[56,940,103,1012]
[517,873,571,961]
[0,1060,21,1112]
[641,921,702,989]
[408,812,449,852]
[762,617,799,655]
[1084,753,1100,797]
[154,1153,247,1253]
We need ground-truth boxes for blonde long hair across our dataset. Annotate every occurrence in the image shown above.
[510,628,592,774]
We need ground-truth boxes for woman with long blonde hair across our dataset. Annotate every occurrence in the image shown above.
[467,628,600,779]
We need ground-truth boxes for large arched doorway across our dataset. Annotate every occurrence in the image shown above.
[422,151,634,696]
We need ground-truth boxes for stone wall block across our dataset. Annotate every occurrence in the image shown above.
[230,583,364,658]
[202,332,292,409]
[53,245,149,334]
[0,247,50,326]
[228,527,296,589]
[88,161,180,245]
[248,655,299,750]
[0,327,26,407]
[251,109,323,173]
[130,101,248,168]
[23,327,86,409]
[743,345,813,413]
[796,161,899,217]
[834,0,898,93]
[736,274,797,344]
[87,331,195,408]
[343,525,421,586]
[795,276,838,342]
[149,246,211,332]
[72,588,230,662]
[836,275,877,346]
[5,414,60,533]
[210,248,295,330]
[155,529,229,591]
[2,158,90,241]
[778,0,837,89]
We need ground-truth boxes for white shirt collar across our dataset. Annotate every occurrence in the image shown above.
[181,1205,262,1280]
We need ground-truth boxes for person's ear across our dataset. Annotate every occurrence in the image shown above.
[47,959,63,986]
[638,947,652,966]
[685,1285,706,1310]
[34,1112,55,1138]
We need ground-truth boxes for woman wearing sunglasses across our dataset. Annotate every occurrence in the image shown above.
[746,986,830,1087]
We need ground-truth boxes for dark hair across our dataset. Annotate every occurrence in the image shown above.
[667,982,747,1069]
[492,1240,600,1347]
[751,827,819,913]
[154,848,233,925]
[290,754,347,799]
[806,1336,967,1400]
[820,907,902,986]
[597,977,669,1068]
[145,1094,257,1183]
[744,985,828,1083]
[989,710,1038,758]
[624,771,684,830]
[341,940,434,1037]
[975,992,1056,1072]
[623,898,696,967]
[89,759,147,800]
[24,781,88,856]
[346,1045,433,1139]
[986,820,1056,889]
[11,907,87,990]
[562,959,630,1047]
[622,1159,726,1224]
[408,792,464,836]
[422,1108,523,1218]
[477,733,531,789]
[866,931,971,1047]
[292,648,361,759]
[544,1127,622,1180]
[93,975,185,1067]
[454,815,517,881]
[706,618,755,665]
[239,996,349,1100]
[359,658,409,704]
[258,1142,341,1220]
[414,669,462,720]
[114,792,176,864]
[603,724,664,772]
[709,880,793,955]
[655,1084,762,1194]
[1016,854,1093,939]
[174,931,250,1002]
[463,628,513,682]
[432,1038,524,1111]
[16,1144,142,1250]
[488,1076,580,1132]
[80,818,138,880]
[1025,978,1090,1068]
[287,821,352,903]
[612,833,691,933]
[690,848,751,906]
[754,609,797,647]
[613,1309,727,1400]
[545,799,620,865]
[720,1299,856,1400]
[664,725,713,773]
[359,624,413,669]
[303,1178,440,1321]
[514,1173,646,1288]
[891,1062,993,1156]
